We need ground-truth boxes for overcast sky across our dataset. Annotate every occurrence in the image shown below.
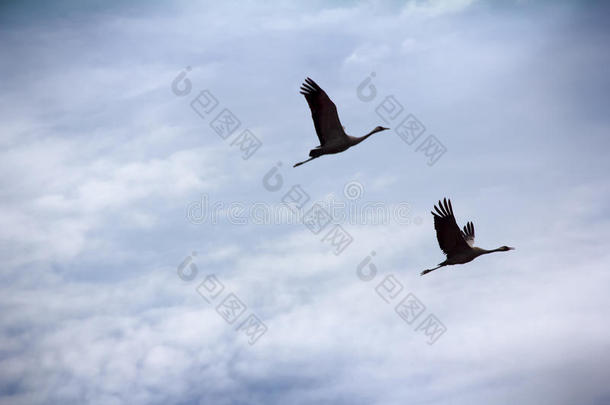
[1,0,609,404]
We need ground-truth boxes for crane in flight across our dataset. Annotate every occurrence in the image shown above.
[422,198,514,276]
[294,77,389,168]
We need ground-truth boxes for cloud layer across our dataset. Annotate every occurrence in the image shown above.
[1,1,609,404]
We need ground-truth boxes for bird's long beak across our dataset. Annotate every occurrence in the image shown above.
[382,127,390,130]
[508,246,515,250]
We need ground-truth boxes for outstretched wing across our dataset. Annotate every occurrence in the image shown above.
[431,198,473,256]
[461,221,475,247]
[300,77,347,146]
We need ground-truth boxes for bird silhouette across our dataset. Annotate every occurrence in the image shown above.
[294,77,389,167]
[422,198,514,276]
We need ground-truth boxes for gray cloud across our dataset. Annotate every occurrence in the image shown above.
[1,1,609,404]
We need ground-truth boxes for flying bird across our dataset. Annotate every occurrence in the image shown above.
[294,78,389,167]
[422,198,514,276]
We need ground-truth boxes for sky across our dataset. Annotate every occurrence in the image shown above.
[1,0,609,404]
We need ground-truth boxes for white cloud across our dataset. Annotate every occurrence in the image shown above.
[1,1,609,404]
[401,0,478,18]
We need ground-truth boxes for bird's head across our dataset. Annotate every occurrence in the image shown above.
[499,246,515,251]
[374,126,390,133]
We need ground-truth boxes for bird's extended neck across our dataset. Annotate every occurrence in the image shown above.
[475,247,506,256]
[353,128,380,145]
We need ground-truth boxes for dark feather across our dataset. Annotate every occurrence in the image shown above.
[431,198,473,256]
[461,221,475,246]
[299,77,347,146]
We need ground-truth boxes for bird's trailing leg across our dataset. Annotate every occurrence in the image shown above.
[293,157,317,168]
[421,264,444,276]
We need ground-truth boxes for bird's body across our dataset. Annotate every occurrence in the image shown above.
[422,198,514,276]
[294,78,389,167]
